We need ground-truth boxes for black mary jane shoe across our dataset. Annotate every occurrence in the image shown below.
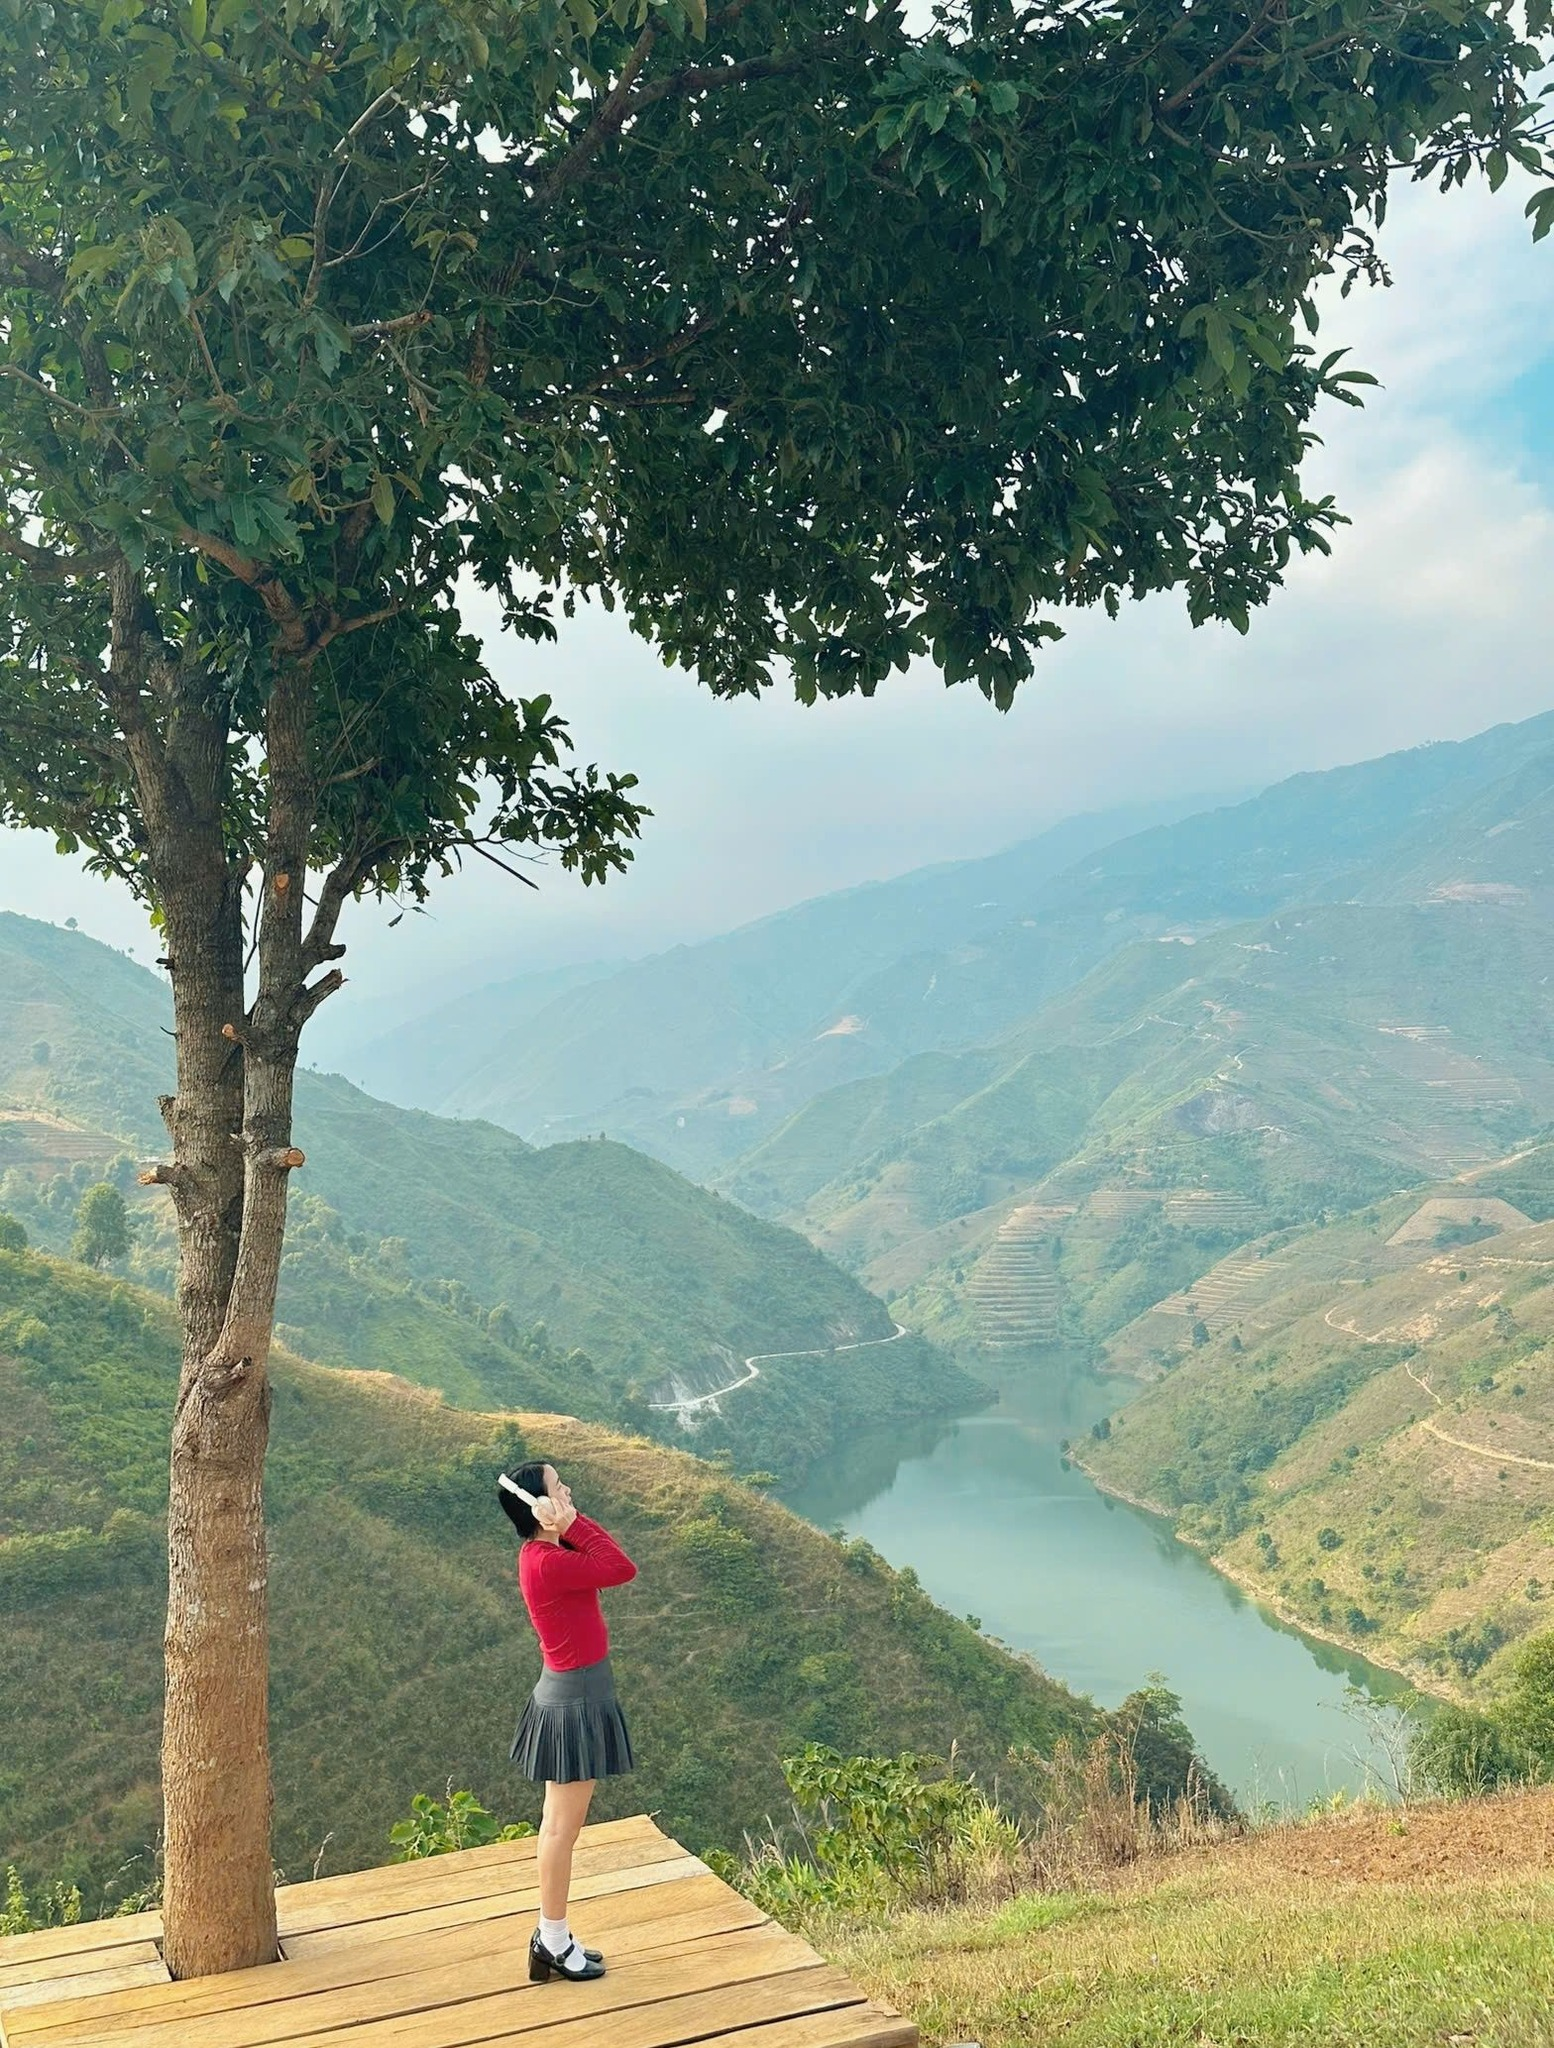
[529,1929,606,1982]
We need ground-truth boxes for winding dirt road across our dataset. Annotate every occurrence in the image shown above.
[1403,1358,1554,1474]
[650,1321,910,1417]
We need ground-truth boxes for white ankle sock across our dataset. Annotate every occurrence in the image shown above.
[539,1915,573,1957]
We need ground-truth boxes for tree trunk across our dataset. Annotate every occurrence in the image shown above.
[158,848,282,1980]
[114,594,330,1977]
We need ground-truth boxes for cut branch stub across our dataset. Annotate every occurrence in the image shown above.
[259,1147,307,1171]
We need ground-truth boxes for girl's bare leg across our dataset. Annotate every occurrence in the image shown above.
[538,1778,597,1925]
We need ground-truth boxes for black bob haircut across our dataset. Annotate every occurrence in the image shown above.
[497,1459,551,1539]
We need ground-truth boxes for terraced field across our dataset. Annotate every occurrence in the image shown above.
[966,1205,1065,1345]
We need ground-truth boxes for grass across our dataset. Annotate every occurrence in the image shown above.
[824,1792,1554,2046]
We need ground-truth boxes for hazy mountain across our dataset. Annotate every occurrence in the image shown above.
[348,794,1229,1171]
[352,710,1554,1183]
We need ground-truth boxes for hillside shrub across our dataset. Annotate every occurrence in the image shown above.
[722,1745,1021,1917]
[0,1214,26,1254]
[1410,1706,1526,1799]
[1,1865,80,1935]
[388,1791,534,1861]
[674,1511,772,1619]
[1410,1631,1554,1796]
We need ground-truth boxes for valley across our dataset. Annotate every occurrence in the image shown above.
[0,911,973,1483]
[329,708,1554,1739]
[8,707,1554,1863]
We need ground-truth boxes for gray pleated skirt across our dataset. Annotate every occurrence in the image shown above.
[510,1656,635,1784]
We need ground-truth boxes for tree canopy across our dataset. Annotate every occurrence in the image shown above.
[2,0,1549,878]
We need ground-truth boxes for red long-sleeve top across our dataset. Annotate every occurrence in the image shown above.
[518,1513,637,1672]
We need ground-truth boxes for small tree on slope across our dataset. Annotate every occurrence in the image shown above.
[1,0,1550,1983]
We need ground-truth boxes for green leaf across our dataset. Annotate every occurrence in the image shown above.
[188,0,207,41]
[1203,307,1236,374]
[1527,186,1554,243]
[371,474,396,526]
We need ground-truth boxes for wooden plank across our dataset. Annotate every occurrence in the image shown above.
[695,2004,918,2048]
[264,1961,877,2048]
[248,1949,854,2048]
[0,1963,170,2018]
[274,1814,663,1912]
[0,1920,160,1974]
[10,1858,712,2044]
[12,1908,813,2048]
[281,1866,758,1962]
[276,1837,693,1938]
[0,1944,165,1997]
[14,1875,750,2041]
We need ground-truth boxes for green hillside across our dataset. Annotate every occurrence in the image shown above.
[0,1246,1095,1905]
[354,714,1554,1178]
[0,912,972,1479]
[1082,1184,1554,1694]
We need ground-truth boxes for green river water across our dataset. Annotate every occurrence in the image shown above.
[784,1359,1419,1807]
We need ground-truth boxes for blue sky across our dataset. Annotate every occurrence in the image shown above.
[2,174,1551,1058]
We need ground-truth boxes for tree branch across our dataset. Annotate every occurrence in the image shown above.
[177,527,312,657]
[629,51,810,113]
[292,969,345,1027]
[0,229,63,292]
[348,310,433,341]
[0,525,116,581]
[535,21,661,209]
[1159,0,1286,114]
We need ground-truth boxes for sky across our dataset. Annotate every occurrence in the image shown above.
[1,170,1551,1065]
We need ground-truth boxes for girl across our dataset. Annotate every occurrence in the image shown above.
[498,1461,638,1983]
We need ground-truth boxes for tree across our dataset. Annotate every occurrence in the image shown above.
[72,1182,132,1268]
[0,1212,27,1255]
[1,0,1550,1983]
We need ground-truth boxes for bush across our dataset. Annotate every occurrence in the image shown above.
[725,1745,1020,1918]
[1316,1527,1343,1551]
[0,1213,26,1254]
[1410,1705,1526,1798]
[1,1864,81,1935]
[1500,1632,1554,1768]
[388,1790,534,1861]
[674,1511,772,1618]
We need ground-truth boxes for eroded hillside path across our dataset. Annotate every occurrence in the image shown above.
[1402,1358,1554,1473]
[651,1321,909,1416]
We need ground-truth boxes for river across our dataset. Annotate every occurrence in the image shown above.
[783,1359,1419,1808]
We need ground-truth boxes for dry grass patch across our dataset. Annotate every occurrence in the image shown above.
[823,1791,1554,2047]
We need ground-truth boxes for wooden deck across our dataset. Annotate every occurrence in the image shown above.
[0,1816,913,2048]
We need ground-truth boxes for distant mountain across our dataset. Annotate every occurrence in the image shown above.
[0,1248,1089,1897]
[349,794,1230,1172]
[726,728,1554,1353]
[0,913,972,1478]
